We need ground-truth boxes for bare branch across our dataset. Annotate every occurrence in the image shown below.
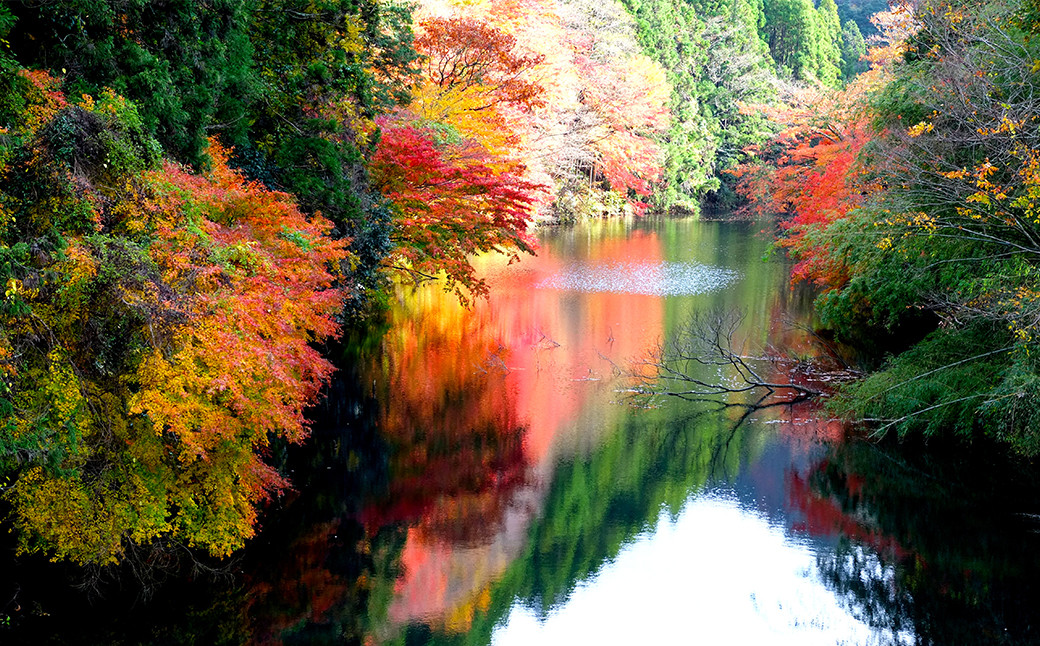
[624,309,846,408]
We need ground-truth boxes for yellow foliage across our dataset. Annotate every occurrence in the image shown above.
[2,98,344,564]
[43,348,90,436]
[966,191,992,205]
[907,120,934,137]
[11,462,173,565]
[337,15,366,55]
[4,277,22,298]
[410,81,520,158]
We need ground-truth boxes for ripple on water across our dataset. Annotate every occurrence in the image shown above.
[536,261,741,296]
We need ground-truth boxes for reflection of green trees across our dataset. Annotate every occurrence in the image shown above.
[514,409,759,613]
[810,437,1040,645]
[393,403,769,646]
[658,220,787,303]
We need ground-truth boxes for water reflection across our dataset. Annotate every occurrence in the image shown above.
[805,437,1040,645]
[362,218,826,643]
[536,260,740,295]
[359,218,1040,646]
[364,221,676,637]
[491,493,912,646]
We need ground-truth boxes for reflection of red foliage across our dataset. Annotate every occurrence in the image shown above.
[359,293,531,542]
[774,403,848,446]
[362,416,529,545]
[362,227,668,542]
[365,224,667,631]
[496,228,666,460]
[246,521,356,646]
[787,464,906,559]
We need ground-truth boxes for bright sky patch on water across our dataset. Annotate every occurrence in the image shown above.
[490,492,915,646]
[536,261,741,296]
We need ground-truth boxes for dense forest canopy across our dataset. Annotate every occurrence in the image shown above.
[1,0,1039,568]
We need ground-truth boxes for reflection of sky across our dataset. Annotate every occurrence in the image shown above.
[729,419,836,545]
[490,492,915,646]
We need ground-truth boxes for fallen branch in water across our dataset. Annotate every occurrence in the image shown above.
[626,309,855,407]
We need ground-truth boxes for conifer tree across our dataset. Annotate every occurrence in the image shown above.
[839,19,868,79]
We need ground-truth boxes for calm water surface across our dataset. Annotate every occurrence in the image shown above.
[4,218,1040,645]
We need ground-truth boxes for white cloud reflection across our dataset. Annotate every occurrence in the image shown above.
[491,492,914,646]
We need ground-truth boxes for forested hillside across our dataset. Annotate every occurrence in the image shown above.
[621,0,868,211]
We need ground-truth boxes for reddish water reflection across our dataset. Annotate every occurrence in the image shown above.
[367,227,667,632]
[786,464,908,560]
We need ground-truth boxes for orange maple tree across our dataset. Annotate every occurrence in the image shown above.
[415,16,544,114]
[373,14,548,301]
[729,52,895,287]
[727,6,914,289]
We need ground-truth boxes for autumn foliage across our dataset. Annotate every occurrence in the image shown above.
[368,0,673,300]
[730,92,873,288]
[414,16,544,116]
[728,10,905,289]
[371,121,540,301]
[0,0,675,568]
[0,76,347,564]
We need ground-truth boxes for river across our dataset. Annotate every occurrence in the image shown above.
[4,217,1040,645]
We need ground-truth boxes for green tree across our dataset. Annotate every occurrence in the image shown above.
[621,0,775,213]
[760,0,843,85]
[6,0,254,167]
[240,0,417,307]
[815,0,843,84]
[839,18,868,79]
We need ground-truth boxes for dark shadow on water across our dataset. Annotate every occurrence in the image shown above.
[802,434,1040,645]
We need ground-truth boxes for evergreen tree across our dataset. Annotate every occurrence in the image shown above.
[832,0,888,37]
[839,18,868,79]
[620,0,774,212]
[5,0,254,167]
[760,0,843,86]
[761,0,817,78]
[815,0,843,85]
